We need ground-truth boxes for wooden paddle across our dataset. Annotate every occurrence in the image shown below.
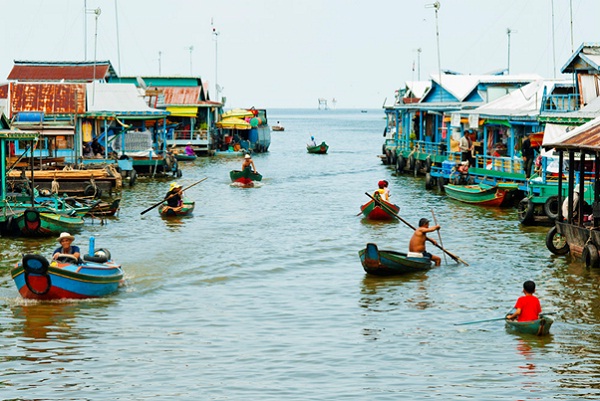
[454,312,556,326]
[431,208,447,265]
[140,177,208,215]
[364,192,468,266]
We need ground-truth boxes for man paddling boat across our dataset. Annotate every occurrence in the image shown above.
[409,218,442,266]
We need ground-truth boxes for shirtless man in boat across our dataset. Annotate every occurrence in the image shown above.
[241,154,258,174]
[409,218,442,266]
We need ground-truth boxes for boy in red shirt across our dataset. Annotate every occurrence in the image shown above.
[506,280,542,322]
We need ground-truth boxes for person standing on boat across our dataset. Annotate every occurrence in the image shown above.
[242,154,258,174]
[374,180,390,202]
[308,136,317,147]
[506,280,542,322]
[521,134,537,179]
[164,182,184,212]
[409,218,441,266]
[459,131,474,166]
[52,232,81,260]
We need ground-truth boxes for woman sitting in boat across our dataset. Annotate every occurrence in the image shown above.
[185,142,195,156]
[373,180,390,202]
[242,154,258,174]
[506,280,542,322]
[164,182,184,212]
[52,232,81,260]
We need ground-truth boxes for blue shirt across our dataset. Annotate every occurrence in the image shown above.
[53,245,81,256]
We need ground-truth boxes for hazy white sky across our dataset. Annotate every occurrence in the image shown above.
[0,0,597,109]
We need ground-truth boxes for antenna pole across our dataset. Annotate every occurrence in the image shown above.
[433,2,442,102]
[551,0,557,78]
[212,19,220,102]
[114,0,122,75]
[507,28,511,74]
[158,51,162,76]
[417,48,422,81]
[569,0,574,53]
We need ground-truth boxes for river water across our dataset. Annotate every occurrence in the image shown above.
[2,109,600,400]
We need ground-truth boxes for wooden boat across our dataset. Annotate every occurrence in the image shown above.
[360,197,399,220]
[358,243,433,276]
[11,245,123,300]
[175,153,197,161]
[272,125,285,131]
[158,198,195,217]
[505,313,554,336]
[230,168,263,186]
[14,207,85,236]
[443,183,517,207]
[307,142,329,154]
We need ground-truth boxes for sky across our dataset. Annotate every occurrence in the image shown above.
[0,0,598,109]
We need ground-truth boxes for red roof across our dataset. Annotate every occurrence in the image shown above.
[10,83,86,115]
[161,87,201,105]
[7,62,114,82]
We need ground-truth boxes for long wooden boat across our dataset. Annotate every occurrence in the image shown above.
[230,168,263,186]
[11,249,123,300]
[360,197,399,220]
[307,142,329,154]
[14,207,84,236]
[175,154,197,161]
[358,243,433,276]
[505,313,554,336]
[443,183,517,207]
[158,198,195,217]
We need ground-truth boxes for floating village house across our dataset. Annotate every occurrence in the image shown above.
[111,76,221,155]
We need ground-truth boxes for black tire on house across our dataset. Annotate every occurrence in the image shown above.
[545,226,570,255]
[425,157,433,173]
[437,177,447,192]
[407,155,416,172]
[382,145,388,164]
[425,173,435,190]
[544,196,559,221]
[517,198,535,225]
[413,160,422,177]
[582,243,600,269]
[396,155,405,173]
[129,169,137,187]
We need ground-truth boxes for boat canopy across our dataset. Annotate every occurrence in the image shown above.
[216,117,251,130]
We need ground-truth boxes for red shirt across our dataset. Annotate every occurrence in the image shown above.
[514,295,541,322]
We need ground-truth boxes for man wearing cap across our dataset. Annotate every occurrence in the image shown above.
[164,182,184,211]
[241,154,258,174]
[408,218,441,266]
[52,232,81,260]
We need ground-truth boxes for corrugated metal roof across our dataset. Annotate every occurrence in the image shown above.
[561,43,600,73]
[10,82,86,115]
[85,83,168,118]
[0,84,8,99]
[544,115,600,151]
[8,61,116,82]
[160,87,201,105]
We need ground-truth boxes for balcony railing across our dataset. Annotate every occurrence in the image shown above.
[541,94,579,113]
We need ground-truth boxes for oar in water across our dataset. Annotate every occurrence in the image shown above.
[454,312,557,326]
[431,208,447,265]
[364,192,469,266]
[140,177,208,215]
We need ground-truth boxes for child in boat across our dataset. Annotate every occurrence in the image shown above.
[52,232,81,260]
[506,280,542,322]
[373,180,390,202]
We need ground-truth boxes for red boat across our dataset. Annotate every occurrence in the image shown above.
[360,198,400,220]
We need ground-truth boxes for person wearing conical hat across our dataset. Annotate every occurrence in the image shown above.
[164,182,184,212]
[52,232,81,260]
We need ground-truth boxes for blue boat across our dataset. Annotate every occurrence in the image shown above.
[10,238,123,300]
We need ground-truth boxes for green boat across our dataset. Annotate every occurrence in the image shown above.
[175,154,197,161]
[14,207,84,236]
[444,183,518,207]
[358,243,433,276]
[307,142,329,154]
[505,313,554,336]
[158,198,195,217]
[230,168,263,186]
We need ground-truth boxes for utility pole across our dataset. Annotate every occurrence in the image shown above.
[158,51,162,76]
[426,1,442,101]
[506,28,516,74]
[212,19,220,102]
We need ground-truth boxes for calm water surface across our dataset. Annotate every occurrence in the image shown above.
[2,109,600,400]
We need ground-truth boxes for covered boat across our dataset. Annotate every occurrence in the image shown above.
[505,313,554,336]
[158,198,195,216]
[11,241,123,300]
[230,168,263,186]
[307,142,329,154]
[360,197,399,220]
[358,243,433,275]
[443,183,517,206]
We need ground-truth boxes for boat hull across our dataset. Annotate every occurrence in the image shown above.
[444,183,514,207]
[230,168,263,185]
[307,142,329,154]
[11,255,123,300]
[505,314,554,336]
[360,199,399,220]
[159,199,195,216]
[15,208,84,236]
[358,243,433,275]
[175,154,197,161]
